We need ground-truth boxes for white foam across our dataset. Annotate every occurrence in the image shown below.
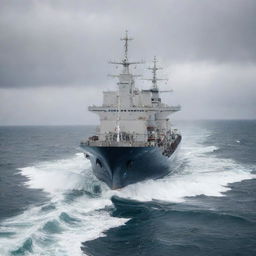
[113,163,255,202]
[0,199,127,256]
[110,136,256,202]
[0,153,128,256]
[20,153,91,195]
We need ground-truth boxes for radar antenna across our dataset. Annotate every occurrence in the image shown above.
[108,30,144,73]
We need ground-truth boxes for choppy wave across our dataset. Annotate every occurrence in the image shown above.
[113,143,255,202]
[0,154,128,256]
[0,129,255,255]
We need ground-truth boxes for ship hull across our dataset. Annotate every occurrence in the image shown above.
[81,136,181,189]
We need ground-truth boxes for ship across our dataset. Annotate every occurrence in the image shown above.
[80,31,181,189]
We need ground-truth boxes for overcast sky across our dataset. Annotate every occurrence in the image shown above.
[0,0,255,125]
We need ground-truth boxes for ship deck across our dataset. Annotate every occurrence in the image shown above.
[80,140,151,147]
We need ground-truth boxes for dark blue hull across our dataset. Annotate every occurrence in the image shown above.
[81,136,181,189]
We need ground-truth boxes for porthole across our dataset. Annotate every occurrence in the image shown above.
[126,160,133,168]
[96,159,102,168]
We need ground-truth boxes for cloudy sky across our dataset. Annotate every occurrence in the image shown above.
[0,0,255,125]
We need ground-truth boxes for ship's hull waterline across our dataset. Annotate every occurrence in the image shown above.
[81,135,181,189]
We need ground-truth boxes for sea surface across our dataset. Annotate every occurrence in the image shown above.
[0,120,256,256]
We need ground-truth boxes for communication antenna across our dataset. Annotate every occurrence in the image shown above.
[108,30,144,74]
[121,30,133,62]
[142,56,168,91]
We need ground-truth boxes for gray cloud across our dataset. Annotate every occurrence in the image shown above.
[0,0,256,88]
[0,0,255,123]
[1,62,255,125]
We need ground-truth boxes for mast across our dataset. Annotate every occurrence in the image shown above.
[109,31,143,142]
[144,56,168,91]
[121,30,132,64]
[109,30,143,74]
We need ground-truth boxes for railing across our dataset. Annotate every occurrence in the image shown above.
[88,105,181,112]
[81,130,180,148]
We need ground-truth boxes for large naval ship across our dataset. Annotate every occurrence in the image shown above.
[81,32,181,189]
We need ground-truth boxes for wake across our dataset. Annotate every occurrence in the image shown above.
[0,130,255,255]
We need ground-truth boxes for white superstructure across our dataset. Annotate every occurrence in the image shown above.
[88,31,180,146]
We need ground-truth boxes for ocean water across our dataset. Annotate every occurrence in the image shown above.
[0,121,255,256]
